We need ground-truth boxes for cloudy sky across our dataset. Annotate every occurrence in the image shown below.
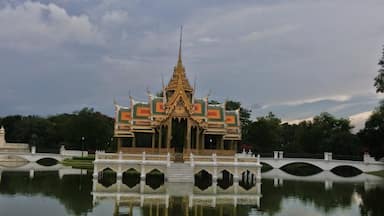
[0,0,383,130]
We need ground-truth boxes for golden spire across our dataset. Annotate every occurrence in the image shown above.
[165,26,193,92]
[177,26,183,66]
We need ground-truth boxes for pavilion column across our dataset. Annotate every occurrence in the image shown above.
[201,134,205,150]
[186,120,191,151]
[220,137,224,150]
[196,127,200,151]
[117,138,122,151]
[167,121,171,150]
[152,132,155,150]
[159,127,162,151]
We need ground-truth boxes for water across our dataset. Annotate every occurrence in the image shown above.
[0,168,383,216]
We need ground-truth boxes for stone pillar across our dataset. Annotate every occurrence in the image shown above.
[273,151,279,159]
[220,137,224,150]
[196,127,200,151]
[201,134,205,150]
[152,132,156,150]
[159,127,163,150]
[31,146,36,154]
[167,123,172,150]
[140,165,146,181]
[279,151,284,159]
[93,164,98,178]
[117,138,122,150]
[187,121,191,151]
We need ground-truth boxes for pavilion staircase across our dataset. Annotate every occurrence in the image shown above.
[166,163,194,183]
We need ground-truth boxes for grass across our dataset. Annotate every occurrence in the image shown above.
[61,156,94,169]
[367,170,384,178]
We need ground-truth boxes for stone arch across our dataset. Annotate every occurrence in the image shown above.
[122,168,140,188]
[36,158,59,166]
[97,164,119,173]
[98,167,117,188]
[194,167,213,176]
[260,162,273,172]
[217,169,233,189]
[330,165,363,177]
[280,162,323,176]
[194,169,212,191]
[239,169,256,190]
[145,169,165,190]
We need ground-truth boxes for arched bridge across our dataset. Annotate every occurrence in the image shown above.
[0,146,86,162]
[0,152,68,162]
[259,151,384,173]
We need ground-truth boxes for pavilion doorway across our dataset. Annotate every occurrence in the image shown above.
[171,118,187,154]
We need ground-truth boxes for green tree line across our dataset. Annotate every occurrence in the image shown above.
[0,102,383,159]
[0,108,114,152]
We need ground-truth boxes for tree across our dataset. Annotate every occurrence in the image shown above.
[247,112,282,152]
[358,101,384,159]
[374,46,384,93]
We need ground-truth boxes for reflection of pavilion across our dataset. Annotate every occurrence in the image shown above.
[92,179,261,215]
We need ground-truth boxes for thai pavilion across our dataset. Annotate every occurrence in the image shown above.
[113,34,241,158]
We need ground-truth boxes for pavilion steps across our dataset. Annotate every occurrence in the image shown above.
[166,163,194,183]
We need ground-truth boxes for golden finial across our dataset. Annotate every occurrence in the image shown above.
[178,25,183,65]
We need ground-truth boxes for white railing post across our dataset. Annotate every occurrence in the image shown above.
[212,153,217,164]
[119,151,122,160]
[329,152,332,160]
[60,145,65,155]
[257,154,260,165]
[142,152,146,163]
[190,153,194,167]
[324,152,328,161]
[279,151,283,159]
[31,146,36,155]
[274,151,278,159]
[167,152,170,167]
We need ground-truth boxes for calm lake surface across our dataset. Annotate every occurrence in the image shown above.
[0,167,383,216]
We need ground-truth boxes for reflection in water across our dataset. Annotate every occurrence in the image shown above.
[93,176,262,216]
[0,167,383,215]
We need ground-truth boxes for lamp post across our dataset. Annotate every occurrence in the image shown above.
[81,136,85,157]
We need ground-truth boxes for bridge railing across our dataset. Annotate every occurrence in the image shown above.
[190,152,260,166]
[95,151,171,164]
[283,153,324,159]
[332,154,363,161]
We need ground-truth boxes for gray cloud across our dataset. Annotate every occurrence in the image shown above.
[0,0,383,128]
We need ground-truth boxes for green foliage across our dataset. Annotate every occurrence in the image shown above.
[358,101,384,159]
[374,46,384,93]
[246,112,282,152]
[245,112,362,156]
[0,107,114,152]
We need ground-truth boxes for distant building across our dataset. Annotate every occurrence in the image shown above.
[114,32,241,157]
